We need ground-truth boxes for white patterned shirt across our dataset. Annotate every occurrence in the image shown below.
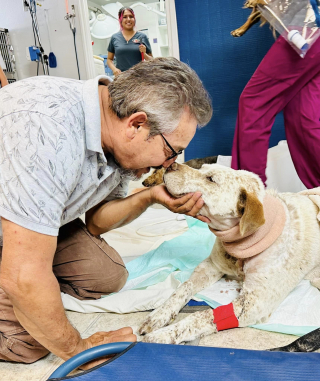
[0,75,129,239]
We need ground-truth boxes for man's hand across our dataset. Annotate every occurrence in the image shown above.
[79,328,136,370]
[150,185,211,223]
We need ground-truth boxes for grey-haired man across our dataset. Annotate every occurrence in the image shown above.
[0,58,212,367]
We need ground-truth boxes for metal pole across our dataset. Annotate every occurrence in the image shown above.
[28,0,49,75]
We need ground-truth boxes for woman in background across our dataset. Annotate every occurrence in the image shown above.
[107,7,152,76]
[0,66,8,88]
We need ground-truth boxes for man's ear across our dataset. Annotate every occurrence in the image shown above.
[126,112,148,139]
[237,188,265,236]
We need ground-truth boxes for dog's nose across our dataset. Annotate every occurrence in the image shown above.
[166,162,179,172]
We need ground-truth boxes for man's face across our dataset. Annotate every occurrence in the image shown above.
[115,108,198,179]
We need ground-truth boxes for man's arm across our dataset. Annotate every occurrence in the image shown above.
[86,185,209,236]
[0,218,135,365]
[0,66,9,87]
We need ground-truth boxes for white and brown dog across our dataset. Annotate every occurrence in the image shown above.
[139,163,320,344]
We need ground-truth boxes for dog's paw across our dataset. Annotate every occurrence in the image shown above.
[139,307,177,335]
[311,277,320,290]
[231,29,244,37]
[142,326,181,345]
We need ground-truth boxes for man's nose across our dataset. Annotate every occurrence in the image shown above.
[162,156,177,168]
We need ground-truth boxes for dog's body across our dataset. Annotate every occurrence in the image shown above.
[139,163,320,344]
[231,0,307,38]
[142,156,217,187]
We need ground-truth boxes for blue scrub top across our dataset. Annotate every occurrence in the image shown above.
[108,31,152,72]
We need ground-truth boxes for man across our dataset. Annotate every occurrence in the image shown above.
[0,65,8,88]
[0,57,212,367]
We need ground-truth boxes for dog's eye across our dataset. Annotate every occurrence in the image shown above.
[207,176,215,183]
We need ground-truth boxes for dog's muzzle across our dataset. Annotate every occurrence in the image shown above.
[166,162,179,173]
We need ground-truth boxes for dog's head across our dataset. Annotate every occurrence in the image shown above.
[164,163,266,235]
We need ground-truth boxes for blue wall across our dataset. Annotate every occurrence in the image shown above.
[175,0,286,160]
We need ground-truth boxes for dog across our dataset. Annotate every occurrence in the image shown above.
[231,0,307,38]
[139,163,320,344]
[142,156,218,187]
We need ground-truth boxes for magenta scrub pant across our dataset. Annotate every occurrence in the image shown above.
[231,36,320,189]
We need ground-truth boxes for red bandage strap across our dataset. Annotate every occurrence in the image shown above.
[213,303,239,331]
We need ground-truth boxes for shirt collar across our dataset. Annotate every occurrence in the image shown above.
[83,75,112,154]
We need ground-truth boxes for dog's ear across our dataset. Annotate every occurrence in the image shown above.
[237,188,265,236]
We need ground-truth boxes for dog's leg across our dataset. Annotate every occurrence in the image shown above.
[142,261,305,344]
[139,257,223,335]
[311,278,320,290]
[231,6,262,37]
[232,269,304,327]
[305,265,320,290]
[143,308,216,344]
[245,0,267,7]
[141,281,276,345]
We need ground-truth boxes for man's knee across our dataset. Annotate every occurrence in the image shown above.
[86,252,129,294]
[54,219,128,298]
[59,258,128,300]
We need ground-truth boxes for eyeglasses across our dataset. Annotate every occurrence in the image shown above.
[160,133,183,160]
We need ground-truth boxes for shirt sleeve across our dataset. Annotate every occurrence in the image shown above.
[104,176,130,201]
[141,34,152,54]
[108,36,115,54]
[0,111,81,236]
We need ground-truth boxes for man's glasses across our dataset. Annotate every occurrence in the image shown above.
[160,134,183,160]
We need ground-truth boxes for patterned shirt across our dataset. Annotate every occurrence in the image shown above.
[0,75,129,239]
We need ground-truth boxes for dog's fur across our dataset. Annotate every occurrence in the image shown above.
[139,163,320,344]
[142,156,218,187]
[231,0,307,38]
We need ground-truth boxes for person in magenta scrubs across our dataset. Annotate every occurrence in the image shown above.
[231,35,320,189]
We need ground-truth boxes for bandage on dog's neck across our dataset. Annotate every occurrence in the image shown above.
[211,194,286,259]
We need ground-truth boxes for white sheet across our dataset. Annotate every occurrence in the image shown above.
[101,206,188,258]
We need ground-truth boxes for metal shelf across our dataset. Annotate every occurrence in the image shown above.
[0,28,16,75]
